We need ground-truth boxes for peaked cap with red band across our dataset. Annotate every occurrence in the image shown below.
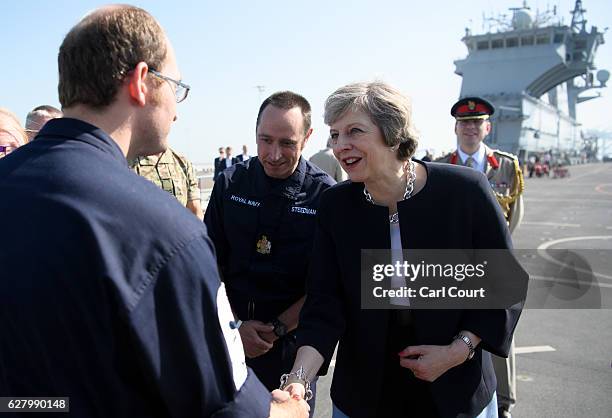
[451,97,495,121]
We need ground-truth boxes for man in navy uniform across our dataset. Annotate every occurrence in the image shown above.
[0,6,307,418]
[437,96,525,418]
[204,92,335,405]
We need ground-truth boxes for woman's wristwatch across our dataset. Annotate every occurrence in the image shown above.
[454,333,475,361]
[271,318,288,338]
[279,366,313,401]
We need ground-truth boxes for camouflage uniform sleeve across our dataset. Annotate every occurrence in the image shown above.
[186,160,201,201]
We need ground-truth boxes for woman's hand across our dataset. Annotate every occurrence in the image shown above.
[282,382,306,400]
[398,342,469,382]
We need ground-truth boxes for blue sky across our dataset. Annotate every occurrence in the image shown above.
[2,0,610,164]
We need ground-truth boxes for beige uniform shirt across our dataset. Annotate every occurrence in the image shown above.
[130,148,200,207]
[436,145,525,233]
[309,147,347,183]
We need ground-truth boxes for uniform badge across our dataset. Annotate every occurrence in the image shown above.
[256,235,272,254]
[468,100,476,110]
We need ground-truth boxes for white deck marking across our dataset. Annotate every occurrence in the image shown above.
[529,274,612,288]
[515,345,556,354]
[536,236,612,282]
[523,221,581,228]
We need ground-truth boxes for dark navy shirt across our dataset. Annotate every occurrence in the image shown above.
[204,157,335,321]
[0,118,270,417]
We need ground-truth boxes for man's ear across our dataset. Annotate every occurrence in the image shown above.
[303,127,314,147]
[484,120,492,135]
[126,62,149,107]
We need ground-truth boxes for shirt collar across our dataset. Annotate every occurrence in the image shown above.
[251,156,306,200]
[457,144,485,168]
[38,118,127,165]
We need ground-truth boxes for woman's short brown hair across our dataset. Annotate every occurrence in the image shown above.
[58,6,167,109]
[324,81,419,161]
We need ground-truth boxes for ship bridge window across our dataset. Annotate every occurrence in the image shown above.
[553,33,565,43]
[491,39,504,49]
[521,36,534,46]
[477,40,490,50]
[506,37,519,47]
[536,35,550,45]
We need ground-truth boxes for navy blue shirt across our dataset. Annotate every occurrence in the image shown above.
[204,157,335,321]
[0,118,270,417]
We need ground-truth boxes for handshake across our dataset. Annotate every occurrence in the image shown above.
[269,386,309,418]
[269,367,312,418]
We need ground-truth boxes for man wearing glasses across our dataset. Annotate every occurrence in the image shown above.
[0,5,307,418]
[436,96,524,418]
[129,71,203,219]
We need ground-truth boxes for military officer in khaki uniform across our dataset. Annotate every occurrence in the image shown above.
[437,96,524,418]
[131,147,204,219]
[437,97,524,232]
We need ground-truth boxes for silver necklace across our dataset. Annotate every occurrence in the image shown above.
[363,160,416,224]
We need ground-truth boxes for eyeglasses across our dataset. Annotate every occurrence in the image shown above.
[148,69,190,103]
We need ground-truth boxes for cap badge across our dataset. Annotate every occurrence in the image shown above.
[256,235,272,255]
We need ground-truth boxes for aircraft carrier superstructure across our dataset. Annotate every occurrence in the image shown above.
[454,0,609,161]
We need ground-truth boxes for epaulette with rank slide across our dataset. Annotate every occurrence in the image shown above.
[493,149,519,161]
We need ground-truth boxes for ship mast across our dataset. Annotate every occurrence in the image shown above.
[570,0,587,33]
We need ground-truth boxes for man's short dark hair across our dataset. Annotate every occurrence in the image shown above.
[58,6,167,109]
[255,91,311,136]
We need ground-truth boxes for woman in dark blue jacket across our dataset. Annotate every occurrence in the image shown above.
[279,82,525,418]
